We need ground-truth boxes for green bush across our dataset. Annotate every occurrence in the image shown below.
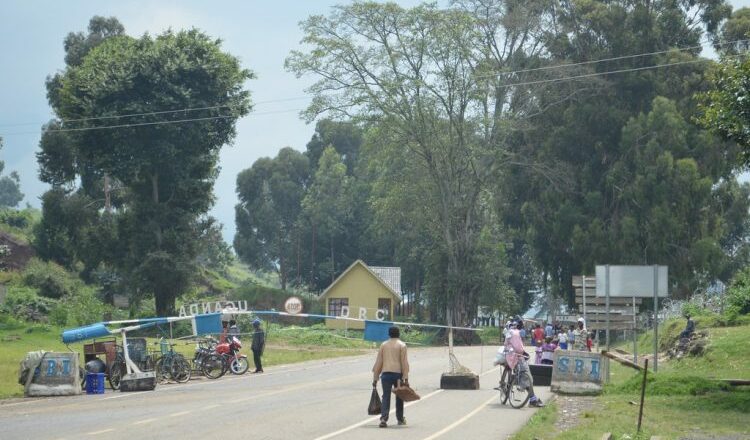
[727,267,750,315]
[0,312,25,330]
[0,208,34,229]
[22,258,75,299]
[1,285,56,322]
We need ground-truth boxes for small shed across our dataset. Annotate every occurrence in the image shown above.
[319,260,402,330]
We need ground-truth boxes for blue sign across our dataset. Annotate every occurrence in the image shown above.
[364,320,391,342]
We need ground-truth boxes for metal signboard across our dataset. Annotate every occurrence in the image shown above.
[595,265,668,297]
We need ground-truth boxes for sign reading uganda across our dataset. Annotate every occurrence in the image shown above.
[178,300,249,317]
[551,350,609,395]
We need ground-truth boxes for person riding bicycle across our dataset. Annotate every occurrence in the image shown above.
[504,320,544,407]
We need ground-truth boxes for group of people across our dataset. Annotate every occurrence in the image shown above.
[507,318,594,364]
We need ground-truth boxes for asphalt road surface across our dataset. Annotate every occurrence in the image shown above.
[0,346,551,440]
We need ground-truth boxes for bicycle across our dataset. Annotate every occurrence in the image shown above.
[108,338,154,390]
[191,337,226,379]
[497,351,532,409]
[153,339,191,384]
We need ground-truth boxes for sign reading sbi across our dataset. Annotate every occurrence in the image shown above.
[551,350,608,395]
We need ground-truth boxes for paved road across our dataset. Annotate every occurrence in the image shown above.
[0,346,551,440]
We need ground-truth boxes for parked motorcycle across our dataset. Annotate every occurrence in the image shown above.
[215,336,249,375]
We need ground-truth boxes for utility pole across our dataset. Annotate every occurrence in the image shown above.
[104,174,112,214]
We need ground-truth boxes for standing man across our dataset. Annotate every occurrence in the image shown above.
[372,326,410,428]
[251,319,265,373]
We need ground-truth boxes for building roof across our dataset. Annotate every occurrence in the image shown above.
[368,266,402,296]
[319,260,402,301]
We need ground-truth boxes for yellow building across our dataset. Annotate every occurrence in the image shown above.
[320,260,402,329]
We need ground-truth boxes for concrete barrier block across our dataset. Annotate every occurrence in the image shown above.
[440,373,479,390]
[25,352,81,397]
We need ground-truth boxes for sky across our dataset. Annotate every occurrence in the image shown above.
[0,0,749,244]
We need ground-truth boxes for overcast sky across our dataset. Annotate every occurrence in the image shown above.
[0,0,749,243]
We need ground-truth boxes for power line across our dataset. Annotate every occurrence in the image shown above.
[0,108,303,137]
[496,58,707,89]
[1,38,746,131]
[474,37,745,81]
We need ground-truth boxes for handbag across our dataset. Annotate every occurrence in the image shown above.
[392,379,420,402]
[368,387,382,415]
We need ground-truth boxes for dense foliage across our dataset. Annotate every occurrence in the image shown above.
[233,1,750,325]
[36,17,252,316]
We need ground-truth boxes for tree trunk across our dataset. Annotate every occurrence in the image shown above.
[311,221,316,286]
[330,234,335,285]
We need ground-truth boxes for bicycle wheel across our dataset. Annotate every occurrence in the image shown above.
[498,367,510,404]
[508,369,531,409]
[154,357,170,383]
[230,357,249,375]
[201,354,225,379]
[172,356,192,383]
[108,362,124,390]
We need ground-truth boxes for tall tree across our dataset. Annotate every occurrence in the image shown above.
[39,18,252,315]
[0,137,24,208]
[300,146,354,287]
[287,0,557,324]
[235,147,309,289]
[501,0,742,300]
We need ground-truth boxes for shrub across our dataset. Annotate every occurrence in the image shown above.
[0,208,34,229]
[22,258,74,299]
[1,285,56,322]
[726,267,750,315]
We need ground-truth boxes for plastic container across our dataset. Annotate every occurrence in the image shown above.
[85,372,105,394]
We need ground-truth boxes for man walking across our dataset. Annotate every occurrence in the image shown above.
[251,319,265,373]
[372,326,410,428]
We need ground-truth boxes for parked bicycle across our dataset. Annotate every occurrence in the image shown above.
[497,350,532,409]
[109,338,154,390]
[153,338,191,384]
[191,337,226,379]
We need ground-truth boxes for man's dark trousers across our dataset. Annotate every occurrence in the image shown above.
[252,349,263,372]
[379,372,404,422]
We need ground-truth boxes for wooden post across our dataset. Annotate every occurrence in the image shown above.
[637,358,649,433]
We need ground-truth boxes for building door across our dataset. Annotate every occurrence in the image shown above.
[378,298,392,320]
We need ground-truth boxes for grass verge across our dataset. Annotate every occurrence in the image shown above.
[512,323,750,440]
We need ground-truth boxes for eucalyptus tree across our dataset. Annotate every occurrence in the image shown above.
[287,1,561,324]
[501,0,744,299]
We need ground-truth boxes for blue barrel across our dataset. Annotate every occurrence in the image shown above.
[62,323,110,343]
[85,373,105,394]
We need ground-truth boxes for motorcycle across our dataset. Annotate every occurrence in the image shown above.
[215,336,249,375]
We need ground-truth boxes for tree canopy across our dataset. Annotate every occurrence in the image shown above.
[37,17,252,316]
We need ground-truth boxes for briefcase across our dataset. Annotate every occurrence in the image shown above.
[392,380,420,402]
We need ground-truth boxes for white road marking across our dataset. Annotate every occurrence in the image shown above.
[169,410,192,417]
[202,404,221,410]
[312,389,445,440]
[86,428,115,435]
[132,418,157,425]
[420,394,497,440]
[312,365,501,440]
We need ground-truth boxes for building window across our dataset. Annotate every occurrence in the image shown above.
[378,298,391,320]
[328,298,348,317]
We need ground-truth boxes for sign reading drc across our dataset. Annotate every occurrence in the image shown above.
[551,350,608,395]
